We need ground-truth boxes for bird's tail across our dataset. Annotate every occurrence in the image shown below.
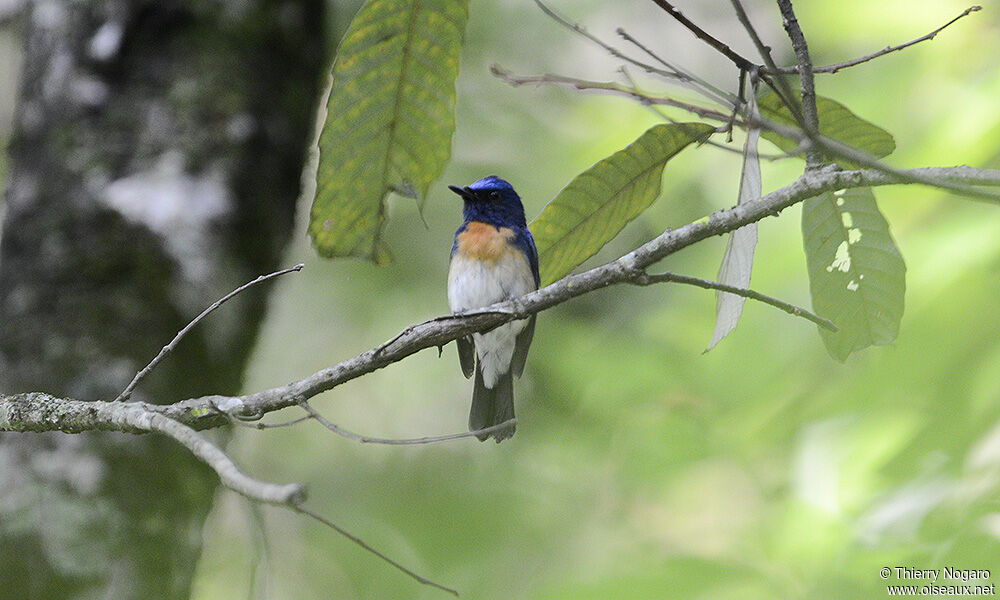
[470,364,515,443]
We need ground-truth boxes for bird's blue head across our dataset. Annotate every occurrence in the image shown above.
[448,175,527,228]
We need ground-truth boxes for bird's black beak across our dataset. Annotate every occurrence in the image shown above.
[448,185,476,202]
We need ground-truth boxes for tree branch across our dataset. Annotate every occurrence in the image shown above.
[148,410,306,505]
[631,271,836,331]
[293,505,458,596]
[1,163,997,596]
[752,115,1000,203]
[492,65,1000,203]
[115,264,304,402]
[648,0,757,72]
[302,401,519,445]
[0,392,305,504]
[489,66,734,123]
[5,165,999,435]
[728,0,804,126]
[770,6,982,75]
[614,27,734,106]
[646,0,805,121]
[532,0,735,107]
[532,0,681,82]
[776,0,822,168]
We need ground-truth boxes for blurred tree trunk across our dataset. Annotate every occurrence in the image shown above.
[0,1,325,598]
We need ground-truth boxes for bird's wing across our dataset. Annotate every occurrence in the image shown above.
[511,314,535,378]
[457,336,475,379]
[521,228,540,287]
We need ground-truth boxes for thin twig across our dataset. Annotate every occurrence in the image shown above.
[301,402,517,445]
[115,264,305,401]
[728,0,805,126]
[619,67,794,162]
[776,0,822,168]
[631,270,837,331]
[6,168,1000,432]
[771,6,982,74]
[751,114,1000,203]
[210,396,312,429]
[645,0,800,118]
[142,408,306,504]
[648,0,757,71]
[490,65,733,123]
[644,0,809,129]
[245,500,272,600]
[229,413,313,430]
[667,115,797,161]
[729,0,775,69]
[615,28,700,82]
[292,504,459,596]
[532,0,681,82]
[492,65,1000,202]
[724,68,747,140]
[615,27,734,106]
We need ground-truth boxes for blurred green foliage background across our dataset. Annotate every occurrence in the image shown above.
[6,0,1000,598]
[192,1,1000,598]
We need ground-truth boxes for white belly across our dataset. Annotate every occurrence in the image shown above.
[448,252,535,387]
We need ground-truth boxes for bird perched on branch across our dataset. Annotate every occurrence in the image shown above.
[447,176,539,442]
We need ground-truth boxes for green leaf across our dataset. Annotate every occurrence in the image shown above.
[802,187,906,361]
[529,123,713,286]
[759,92,895,161]
[309,0,468,260]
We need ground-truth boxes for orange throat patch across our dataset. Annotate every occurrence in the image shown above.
[456,222,516,262]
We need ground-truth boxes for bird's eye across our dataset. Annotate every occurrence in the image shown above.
[490,191,500,201]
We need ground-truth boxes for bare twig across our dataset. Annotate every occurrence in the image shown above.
[619,67,795,161]
[729,0,775,68]
[115,264,305,402]
[301,401,517,445]
[724,68,747,140]
[752,114,1000,202]
[490,65,734,123]
[728,0,805,125]
[245,501,272,600]
[645,0,802,120]
[615,28,700,84]
[228,413,313,430]
[617,67,791,160]
[492,64,1000,202]
[648,0,757,71]
[771,6,982,74]
[632,271,836,331]
[775,0,822,168]
[4,167,1000,434]
[147,416,303,505]
[25,398,308,504]
[614,27,734,106]
[532,0,681,82]
[292,504,459,596]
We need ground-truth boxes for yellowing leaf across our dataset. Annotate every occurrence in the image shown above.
[309,0,468,260]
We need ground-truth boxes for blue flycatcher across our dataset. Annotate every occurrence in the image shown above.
[447,176,539,442]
